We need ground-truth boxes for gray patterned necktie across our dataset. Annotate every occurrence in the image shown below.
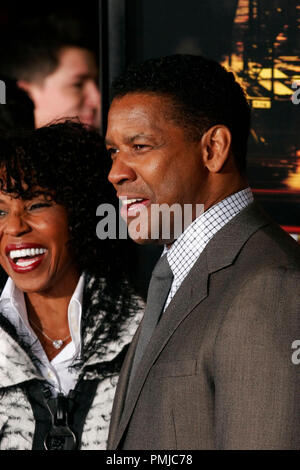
[127,253,174,393]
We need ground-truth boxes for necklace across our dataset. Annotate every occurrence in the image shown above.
[29,319,71,350]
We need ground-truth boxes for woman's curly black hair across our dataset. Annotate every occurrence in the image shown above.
[0,120,125,278]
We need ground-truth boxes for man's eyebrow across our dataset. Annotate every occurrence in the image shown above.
[126,134,155,142]
[71,73,97,80]
[105,137,114,146]
[105,134,155,146]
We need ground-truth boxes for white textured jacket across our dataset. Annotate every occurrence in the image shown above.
[0,274,142,450]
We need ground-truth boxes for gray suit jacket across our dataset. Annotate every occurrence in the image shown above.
[108,203,300,450]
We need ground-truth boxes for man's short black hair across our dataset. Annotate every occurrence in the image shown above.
[112,54,251,174]
[0,15,97,83]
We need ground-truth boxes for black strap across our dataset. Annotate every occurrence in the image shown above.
[26,379,99,450]
[44,393,77,450]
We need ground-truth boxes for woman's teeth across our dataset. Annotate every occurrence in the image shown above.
[15,259,39,267]
[9,248,46,261]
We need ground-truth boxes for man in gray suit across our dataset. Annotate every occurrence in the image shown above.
[105,54,300,449]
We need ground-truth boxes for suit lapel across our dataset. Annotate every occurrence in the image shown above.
[107,327,140,449]
[110,202,271,449]
[111,253,209,448]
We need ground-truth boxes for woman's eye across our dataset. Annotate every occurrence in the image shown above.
[29,203,51,211]
[0,209,7,218]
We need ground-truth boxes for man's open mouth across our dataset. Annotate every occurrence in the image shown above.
[119,197,150,218]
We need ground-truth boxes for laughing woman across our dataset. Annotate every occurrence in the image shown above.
[0,121,142,450]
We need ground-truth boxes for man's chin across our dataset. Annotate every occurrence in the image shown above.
[127,229,174,246]
[128,233,158,246]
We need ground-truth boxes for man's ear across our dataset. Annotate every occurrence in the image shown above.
[17,80,35,99]
[201,125,232,173]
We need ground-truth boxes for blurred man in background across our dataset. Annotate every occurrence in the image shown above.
[0,16,101,129]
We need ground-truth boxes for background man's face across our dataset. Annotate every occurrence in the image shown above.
[22,46,101,129]
[106,92,208,244]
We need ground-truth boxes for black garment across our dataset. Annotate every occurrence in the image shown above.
[26,380,99,450]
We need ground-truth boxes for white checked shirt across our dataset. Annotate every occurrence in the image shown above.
[0,273,85,396]
[163,188,254,310]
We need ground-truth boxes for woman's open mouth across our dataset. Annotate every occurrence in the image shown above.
[5,244,47,273]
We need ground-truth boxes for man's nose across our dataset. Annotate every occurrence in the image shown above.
[3,213,31,237]
[85,81,101,108]
[108,156,137,187]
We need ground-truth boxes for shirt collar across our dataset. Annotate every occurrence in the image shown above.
[67,273,85,352]
[163,187,254,279]
[0,272,85,354]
